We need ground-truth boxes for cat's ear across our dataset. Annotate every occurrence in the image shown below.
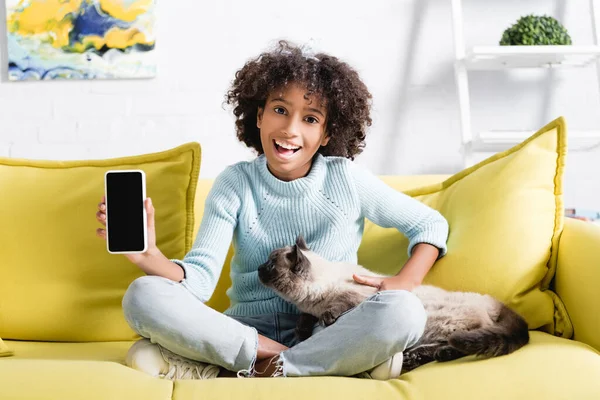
[287,244,309,272]
[287,244,304,262]
[293,247,309,273]
[296,234,309,251]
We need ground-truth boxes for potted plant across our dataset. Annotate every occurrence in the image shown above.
[500,14,572,46]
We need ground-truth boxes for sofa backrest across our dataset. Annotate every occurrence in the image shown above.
[0,143,200,342]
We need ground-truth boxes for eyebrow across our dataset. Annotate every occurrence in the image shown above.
[269,97,326,118]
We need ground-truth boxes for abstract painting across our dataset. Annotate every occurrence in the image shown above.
[5,0,156,81]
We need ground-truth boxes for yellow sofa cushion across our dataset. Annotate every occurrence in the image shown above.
[0,142,201,342]
[358,117,571,337]
[170,332,600,399]
[3,332,597,399]
[0,358,173,400]
[555,218,600,351]
[0,337,13,357]
[3,339,135,362]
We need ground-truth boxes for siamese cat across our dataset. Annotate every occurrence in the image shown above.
[257,235,530,372]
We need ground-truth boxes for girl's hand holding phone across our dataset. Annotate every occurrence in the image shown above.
[96,195,159,266]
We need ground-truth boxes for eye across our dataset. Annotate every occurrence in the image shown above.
[274,107,286,115]
[291,262,302,274]
[305,116,319,124]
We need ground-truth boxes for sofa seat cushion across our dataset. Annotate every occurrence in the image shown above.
[402,331,600,399]
[2,332,598,399]
[0,359,173,400]
[0,337,13,357]
[0,341,171,400]
[1,339,134,362]
[172,332,600,399]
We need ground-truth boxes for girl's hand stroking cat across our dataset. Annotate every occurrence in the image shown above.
[352,274,416,292]
[353,242,441,292]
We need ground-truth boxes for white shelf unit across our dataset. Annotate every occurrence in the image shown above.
[451,0,600,167]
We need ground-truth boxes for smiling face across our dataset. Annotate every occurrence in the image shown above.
[257,83,330,181]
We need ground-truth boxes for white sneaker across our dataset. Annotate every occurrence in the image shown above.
[365,352,404,380]
[125,338,221,380]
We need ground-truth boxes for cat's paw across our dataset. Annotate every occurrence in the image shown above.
[295,326,314,341]
[320,311,338,326]
[401,356,420,372]
[434,346,464,362]
[295,313,318,342]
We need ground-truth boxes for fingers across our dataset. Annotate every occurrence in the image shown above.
[98,196,106,210]
[96,227,106,239]
[96,210,106,226]
[352,274,368,283]
[146,198,154,230]
[96,196,107,239]
[352,274,381,288]
[97,196,106,226]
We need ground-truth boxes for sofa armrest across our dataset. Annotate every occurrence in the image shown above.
[554,218,600,351]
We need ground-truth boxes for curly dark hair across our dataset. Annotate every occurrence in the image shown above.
[225,40,372,160]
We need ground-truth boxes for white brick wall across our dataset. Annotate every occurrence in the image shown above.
[10,143,90,160]
[0,96,53,119]
[0,143,9,157]
[0,0,599,208]
[52,95,130,119]
[0,118,39,142]
[38,120,78,143]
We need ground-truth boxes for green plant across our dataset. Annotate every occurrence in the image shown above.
[500,14,572,45]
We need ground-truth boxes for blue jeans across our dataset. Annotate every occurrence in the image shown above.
[122,275,426,377]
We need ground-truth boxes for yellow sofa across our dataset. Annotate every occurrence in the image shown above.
[2,173,600,399]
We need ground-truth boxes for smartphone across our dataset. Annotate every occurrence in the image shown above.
[104,170,148,254]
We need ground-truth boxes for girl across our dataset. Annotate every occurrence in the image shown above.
[95,40,449,380]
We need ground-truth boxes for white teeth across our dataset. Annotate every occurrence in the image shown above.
[275,140,301,150]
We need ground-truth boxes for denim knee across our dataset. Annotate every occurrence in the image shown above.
[366,289,427,350]
[122,275,176,333]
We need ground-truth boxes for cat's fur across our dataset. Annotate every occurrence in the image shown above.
[257,235,530,372]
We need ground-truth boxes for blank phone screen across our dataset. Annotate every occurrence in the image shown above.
[106,172,145,252]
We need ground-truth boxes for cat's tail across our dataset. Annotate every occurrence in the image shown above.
[448,304,530,357]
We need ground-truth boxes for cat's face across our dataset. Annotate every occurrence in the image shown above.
[257,235,313,301]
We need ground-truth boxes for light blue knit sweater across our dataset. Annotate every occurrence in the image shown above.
[171,153,449,317]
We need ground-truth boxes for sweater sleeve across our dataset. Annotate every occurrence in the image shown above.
[170,165,242,302]
[348,161,449,259]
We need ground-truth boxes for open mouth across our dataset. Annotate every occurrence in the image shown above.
[273,140,301,158]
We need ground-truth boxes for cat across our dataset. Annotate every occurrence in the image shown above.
[257,235,530,372]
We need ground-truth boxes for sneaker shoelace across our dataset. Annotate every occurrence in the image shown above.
[158,345,220,380]
[237,354,284,378]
